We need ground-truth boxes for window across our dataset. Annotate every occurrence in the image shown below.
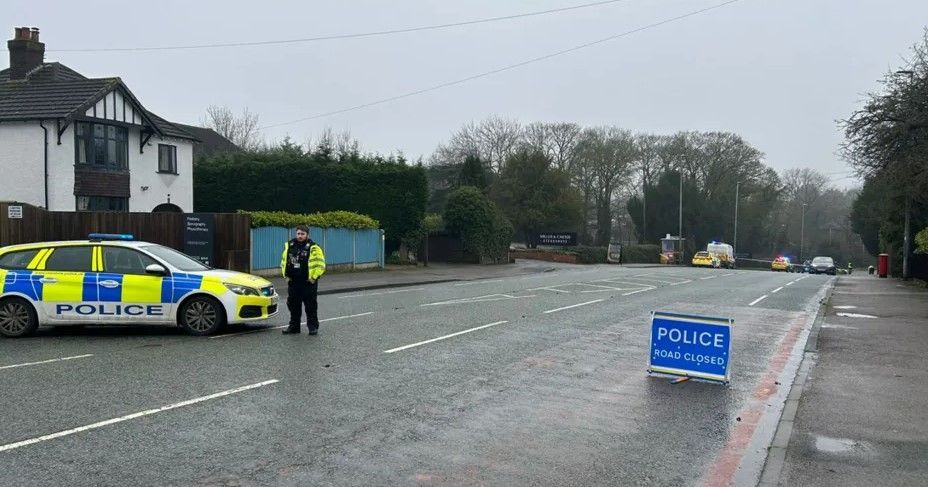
[102,247,158,275]
[158,144,177,174]
[77,196,128,212]
[140,244,209,272]
[43,247,93,272]
[0,249,41,270]
[75,122,128,170]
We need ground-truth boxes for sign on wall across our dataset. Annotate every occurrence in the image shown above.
[648,311,732,384]
[537,232,578,246]
[7,206,23,219]
[184,213,216,266]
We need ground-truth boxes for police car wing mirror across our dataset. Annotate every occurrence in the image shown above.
[145,264,167,276]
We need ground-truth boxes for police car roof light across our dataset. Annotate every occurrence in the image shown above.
[88,233,135,241]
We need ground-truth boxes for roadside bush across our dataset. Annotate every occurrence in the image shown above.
[621,244,661,263]
[573,245,607,264]
[444,186,513,262]
[241,210,379,229]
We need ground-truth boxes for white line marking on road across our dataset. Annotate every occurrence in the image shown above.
[836,312,878,319]
[453,279,504,287]
[0,354,94,371]
[833,305,856,309]
[722,273,735,276]
[210,312,375,339]
[785,281,795,286]
[771,287,784,294]
[543,299,605,314]
[629,276,677,284]
[421,294,534,307]
[669,280,693,286]
[700,276,717,280]
[749,295,768,306]
[622,288,654,296]
[383,321,508,354]
[0,380,279,452]
[338,288,425,299]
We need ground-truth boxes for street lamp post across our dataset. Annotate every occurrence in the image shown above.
[896,69,915,280]
[678,172,683,265]
[733,181,739,258]
[800,203,807,261]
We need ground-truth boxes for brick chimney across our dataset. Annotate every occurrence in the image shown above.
[7,27,45,80]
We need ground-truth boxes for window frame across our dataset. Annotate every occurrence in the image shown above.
[158,144,178,174]
[74,121,129,171]
[101,246,161,276]
[0,249,42,270]
[76,196,129,212]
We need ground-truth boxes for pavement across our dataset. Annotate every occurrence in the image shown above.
[764,273,928,486]
[1,263,833,486]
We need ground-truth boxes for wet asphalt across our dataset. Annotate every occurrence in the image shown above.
[0,265,833,486]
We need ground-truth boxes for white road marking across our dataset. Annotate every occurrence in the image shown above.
[543,299,605,314]
[338,288,425,299]
[421,294,534,307]
[749,295,768,306]
[833,305,856,309]
[0,354,94,371]
[836,312,878,319]
[622,288,654,296]
[700,276,717,280]
[721,273,736,276]
[785,281,795,286]
[628,276,678,284]
[0,380,279,452]
[669,280,693,286]
[383,321,508,354]
[771,287,784,294]
[453,279,504,287]
[209,313,374,339]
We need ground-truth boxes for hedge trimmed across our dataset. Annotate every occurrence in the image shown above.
[241,210,379,230]
[195,155,427,246]
[621,244,661,263]
[573,245,607,264]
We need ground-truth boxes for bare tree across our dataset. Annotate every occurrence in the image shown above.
[575,127,638,245]
[430,116,523,171]
[203,105,262,151]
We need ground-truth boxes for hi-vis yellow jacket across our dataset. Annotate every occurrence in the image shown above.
[280,240,326,281]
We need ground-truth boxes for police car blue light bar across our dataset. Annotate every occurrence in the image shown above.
[88,233,135,241]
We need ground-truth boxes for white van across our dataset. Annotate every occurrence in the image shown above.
[706,242,736,269]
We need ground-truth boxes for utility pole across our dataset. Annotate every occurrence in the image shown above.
[733,182,739,257]
[903,193,911,279]
[642,182,647,244]
[678,172,683,265]
[800,203,807,261]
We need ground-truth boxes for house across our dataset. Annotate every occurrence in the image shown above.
[0,27,204,213]
[172,123,241,161]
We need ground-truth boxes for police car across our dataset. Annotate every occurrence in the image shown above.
[0,234,278,337]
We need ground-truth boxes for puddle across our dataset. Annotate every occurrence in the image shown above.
[833,305,857,310]
[815,435,864,453]
[821,324,858,330]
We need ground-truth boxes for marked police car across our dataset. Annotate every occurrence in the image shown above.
[0,234,278,337]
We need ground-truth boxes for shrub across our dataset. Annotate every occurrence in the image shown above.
[621,244,661,263]
[242,210,379,229]
[573,245,607,264]
[444,186,512,261]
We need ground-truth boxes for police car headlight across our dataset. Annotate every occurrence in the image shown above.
[223,283,260,296]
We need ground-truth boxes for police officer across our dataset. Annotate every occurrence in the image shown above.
[280,225,326,335]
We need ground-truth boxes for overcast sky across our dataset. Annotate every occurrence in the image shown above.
[7,0,928,186]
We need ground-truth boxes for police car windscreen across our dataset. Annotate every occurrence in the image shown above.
[141,245,210,271]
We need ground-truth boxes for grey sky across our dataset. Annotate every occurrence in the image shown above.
[8,0,928,186]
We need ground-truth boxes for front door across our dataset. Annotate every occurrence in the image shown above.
[99,246,173,322]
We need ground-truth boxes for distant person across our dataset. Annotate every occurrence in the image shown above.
[280,225,326,335]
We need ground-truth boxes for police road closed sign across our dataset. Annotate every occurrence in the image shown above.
[649,311,732,383]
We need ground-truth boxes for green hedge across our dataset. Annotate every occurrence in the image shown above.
[195,155,427,245]
[573,245,607,264]
[621,244,661,263]
[241,210,379,230]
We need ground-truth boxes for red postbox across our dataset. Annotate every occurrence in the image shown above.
[878,253,889,278]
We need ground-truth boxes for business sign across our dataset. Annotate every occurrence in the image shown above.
[648,311,732,384]
[538,232,578,246]
[7,205,23,219]
[183,213,215,266]
[607,242,622,263]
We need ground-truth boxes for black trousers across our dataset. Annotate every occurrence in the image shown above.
[287,279,319,331]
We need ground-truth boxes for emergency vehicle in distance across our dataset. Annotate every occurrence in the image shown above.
[706,241,736,269]
[0,234,278,337]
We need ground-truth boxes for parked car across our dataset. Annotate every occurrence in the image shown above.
[692,251,719,268]
[810,256,837,275]
[771,256,790,272]
[0,233,279,337]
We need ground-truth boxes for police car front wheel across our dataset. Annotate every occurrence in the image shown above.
[0,297,39,338]
[179,296,225,336]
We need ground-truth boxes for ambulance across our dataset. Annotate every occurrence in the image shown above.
[0,234,278,337]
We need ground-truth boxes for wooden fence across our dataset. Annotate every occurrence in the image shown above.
[0,202,251,272]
